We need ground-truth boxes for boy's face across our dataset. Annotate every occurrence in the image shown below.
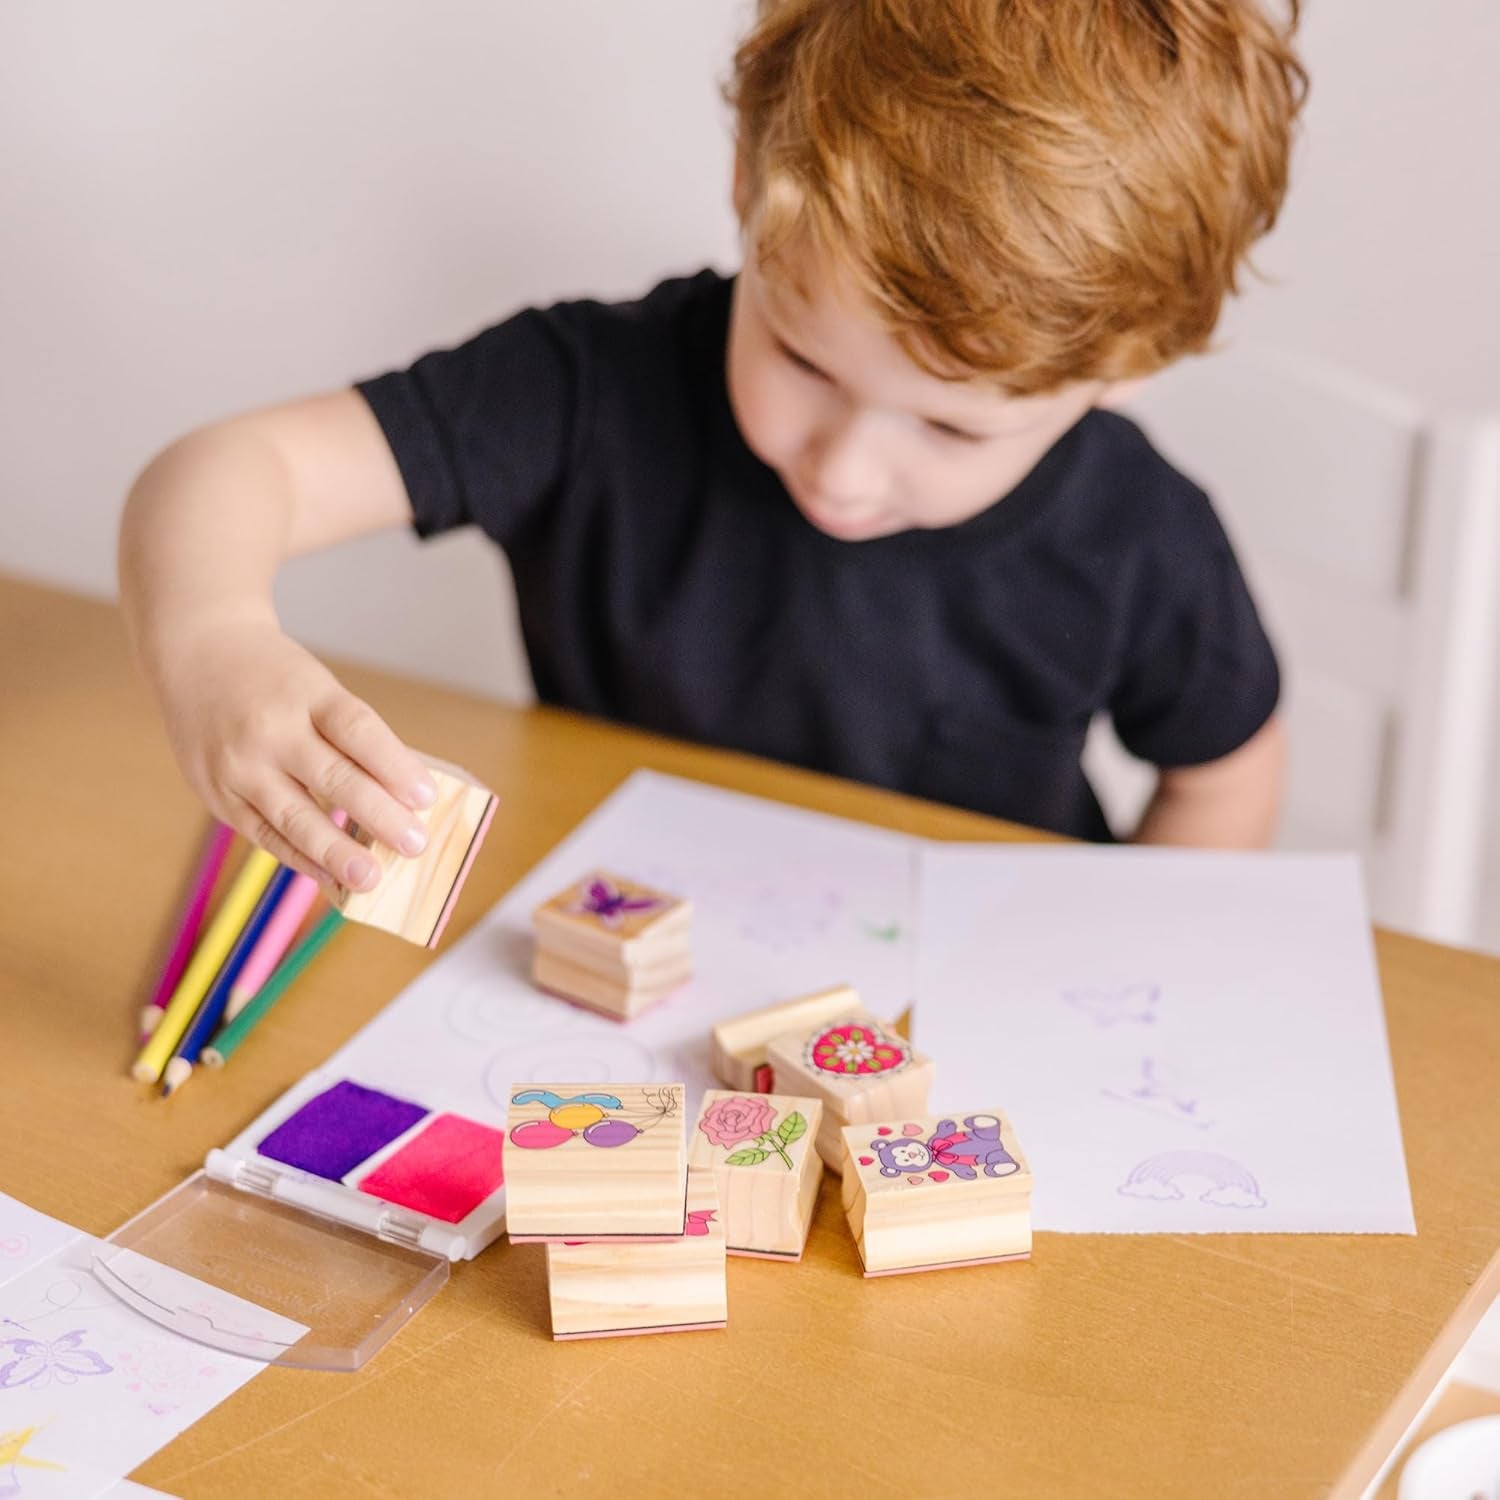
[726,241,1105,542]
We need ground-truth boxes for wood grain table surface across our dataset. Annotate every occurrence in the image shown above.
[3,574,1498,1498]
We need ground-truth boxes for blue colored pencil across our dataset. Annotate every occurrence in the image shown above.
[161,863,299,1096]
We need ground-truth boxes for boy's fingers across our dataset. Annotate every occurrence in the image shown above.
[237,776,381,892]
[289,743,430,860]
[223,792,343,900]
[310,693,437,811]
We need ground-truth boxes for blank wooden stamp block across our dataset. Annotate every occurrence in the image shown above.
[840,1110,1032,1277]
[688,1090,824,1260]
[335,759,496,948]
[764,1012,935,1171]
[545,1168,727,1340]
[709,984,862,1092]
[503,1083,687,1242]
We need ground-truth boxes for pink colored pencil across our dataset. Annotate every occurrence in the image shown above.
[222,874,322,1023]
[222,809,345,1024]
[138,822,236,1041]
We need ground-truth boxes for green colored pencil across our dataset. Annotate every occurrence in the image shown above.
[202,908,345,1067]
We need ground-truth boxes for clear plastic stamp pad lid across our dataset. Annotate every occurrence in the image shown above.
[97,1171,449,1371]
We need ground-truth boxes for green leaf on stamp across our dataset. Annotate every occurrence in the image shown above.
[778,1112,807,1145]
[725,1148,769,1166]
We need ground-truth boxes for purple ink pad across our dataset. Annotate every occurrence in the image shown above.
[257,1080,429,1182]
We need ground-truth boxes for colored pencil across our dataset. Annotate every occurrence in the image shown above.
[131,847,278,1083]
[222,869,321,1023]
[161,863,300,1096]
[138,822,235,1041]
[203,908,345,1068]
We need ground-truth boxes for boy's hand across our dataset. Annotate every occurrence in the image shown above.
[155,614,439,894]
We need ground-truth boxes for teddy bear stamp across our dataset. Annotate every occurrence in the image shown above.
[840,1110,1032,1277]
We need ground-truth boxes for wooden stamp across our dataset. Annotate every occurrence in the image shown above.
[532,872,691,1020]
[840,1110,1032,1276]
[764,1012,935,1171]
[503,1083,687,1242]
[688,1090,824,1260]
[709,984,863,1091]
[545,1168,727,1339]
[335,758,496,948]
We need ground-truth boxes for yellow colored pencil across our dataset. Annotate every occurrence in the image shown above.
[131,846,279,1083]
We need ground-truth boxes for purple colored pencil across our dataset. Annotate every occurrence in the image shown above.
[138,822,235,1041]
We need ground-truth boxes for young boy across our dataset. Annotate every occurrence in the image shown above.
[118,0,1304,899]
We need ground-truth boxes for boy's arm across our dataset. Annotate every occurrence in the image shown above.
[1130,714,1286,848]
[118,390,441,893]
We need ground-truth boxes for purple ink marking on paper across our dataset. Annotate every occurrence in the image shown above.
[1102,1058,1215,1130]
[257,1080,428,1182]
[1118,1151,1266,1208]
[0,1329,112,1390]
[1061,983,1161,1027]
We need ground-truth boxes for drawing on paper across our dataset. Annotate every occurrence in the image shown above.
[508,1087,680,1152]
[632,850,870,955]
[0,1330,112,1391]
[805,1021,910,1078]
[0,1426,65,1490]
[482,1034,660,1108]
[739,886,842,953]
[1061,983,1160,1027]
[1102,1058,1214,1130]
[698,1096,806,1170]
[4,1272,105,1329]
[1118,1152,1266,1208]
[115,1341,222,1417]
[868,1116,1021,1182]
[0,1238,28,1263]
[860,919,901,943]
[446,973,574,1045]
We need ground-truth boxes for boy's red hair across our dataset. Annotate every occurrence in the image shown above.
[727,0,1307,394]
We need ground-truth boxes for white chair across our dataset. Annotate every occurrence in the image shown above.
[1082,346,1500,948]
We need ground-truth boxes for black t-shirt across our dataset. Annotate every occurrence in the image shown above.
[356,268,1279,840]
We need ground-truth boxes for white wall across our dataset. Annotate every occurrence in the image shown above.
[2,1,1497,941]
[0,0,747,699]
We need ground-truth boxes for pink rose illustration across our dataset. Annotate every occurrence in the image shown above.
[697,1096,807,1170]
[699,1095,775,1149]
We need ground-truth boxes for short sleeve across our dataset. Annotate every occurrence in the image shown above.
[1109,507,1281,768]
[354,305,582,548]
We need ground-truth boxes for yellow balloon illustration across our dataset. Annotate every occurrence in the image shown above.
[550,1102,606,1130]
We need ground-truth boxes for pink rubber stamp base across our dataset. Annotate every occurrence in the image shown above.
[424,793,498,949]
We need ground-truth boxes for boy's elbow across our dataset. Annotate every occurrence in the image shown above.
[1137,714,1287,848]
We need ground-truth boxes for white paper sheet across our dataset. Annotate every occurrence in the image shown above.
[915,845,1415,1233]
[0,1232,308,1498]
[0,1195,84,1292]
[329,770,919,1118]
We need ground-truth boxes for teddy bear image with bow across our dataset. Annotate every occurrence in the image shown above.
[870,1114,1021,1180]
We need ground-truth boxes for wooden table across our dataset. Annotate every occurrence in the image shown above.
[4,574,1498,1498]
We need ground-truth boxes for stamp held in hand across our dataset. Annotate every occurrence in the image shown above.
[334,757,497,948]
